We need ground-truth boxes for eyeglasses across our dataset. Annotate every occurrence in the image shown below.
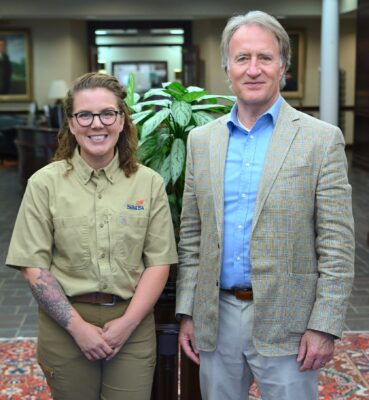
[72,110,122,127]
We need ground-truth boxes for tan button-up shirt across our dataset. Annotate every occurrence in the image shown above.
[6,149,178,298]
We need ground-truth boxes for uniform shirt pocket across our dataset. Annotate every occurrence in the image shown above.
[112,212,148,269]
[53,216,90,269]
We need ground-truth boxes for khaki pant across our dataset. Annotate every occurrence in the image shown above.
[199,291,318,400]
[37,301,156,400]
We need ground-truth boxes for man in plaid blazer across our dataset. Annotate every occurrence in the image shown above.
[176,10,354,400]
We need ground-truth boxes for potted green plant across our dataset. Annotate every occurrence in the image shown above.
[126,75,235,230]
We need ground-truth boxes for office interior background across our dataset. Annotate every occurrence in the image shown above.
[0,0,359,148]
[0,0,369,398]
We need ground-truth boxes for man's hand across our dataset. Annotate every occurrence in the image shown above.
[297,329,335,371]
[179,316,200,365]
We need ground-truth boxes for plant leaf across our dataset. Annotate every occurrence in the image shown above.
[184,124,196,132]
[135,99,172,109]
[162,89,182,101]
[134,93,141,104]
[143,88,171,99]
[197,94,237,103]
[159,155,172,187]
[186,86,205,92]
[141,108,171,140]
[147,152,164,172]
[137,135,157,162]
[167,193,176,206]
[131,109,153,125]
[203,97,217,104]
[191,104,228,111]
[162,81,187,100]
[125,73,135,108]
[170,138,186,185]
[193,111,214,126]
[164,81,187,94]
[157,130,171,149]
[171,101,192,127]
[182,90,208,103]
[131,104,142,113]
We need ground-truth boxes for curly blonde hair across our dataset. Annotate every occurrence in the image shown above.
[53,72,138,177]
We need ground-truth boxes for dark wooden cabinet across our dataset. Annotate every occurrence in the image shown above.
[15,126,58,188]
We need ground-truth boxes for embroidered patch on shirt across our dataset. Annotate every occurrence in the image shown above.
[127,200,145,210]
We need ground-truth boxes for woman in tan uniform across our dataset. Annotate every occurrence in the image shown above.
[6,72,178,400]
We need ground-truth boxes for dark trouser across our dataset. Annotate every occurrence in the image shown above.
[37,301,156,400]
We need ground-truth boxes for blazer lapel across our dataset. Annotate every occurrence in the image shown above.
[252,100,300,233]
[209,116,229,242]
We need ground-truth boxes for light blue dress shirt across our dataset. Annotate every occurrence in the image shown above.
[220,97,282,289]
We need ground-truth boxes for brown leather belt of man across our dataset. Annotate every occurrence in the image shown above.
[68,292,123,306]
[221,288,253,301]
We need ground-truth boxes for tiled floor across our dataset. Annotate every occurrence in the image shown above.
[0,152,369,337]
[0,163,38,337]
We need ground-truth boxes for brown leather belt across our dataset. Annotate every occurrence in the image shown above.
[68,292,123,306]
[221,288,253,301]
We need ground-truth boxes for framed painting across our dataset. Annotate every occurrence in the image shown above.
[0,29,32,102]
[282,30,305,99]
[112,61,168,93]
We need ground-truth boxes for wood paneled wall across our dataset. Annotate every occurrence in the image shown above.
[353,0,369,170]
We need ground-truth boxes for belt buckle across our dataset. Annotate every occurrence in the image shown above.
[235,288,253,301]
[101,295,117,306]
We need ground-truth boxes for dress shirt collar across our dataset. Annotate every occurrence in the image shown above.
[227,95,283,134]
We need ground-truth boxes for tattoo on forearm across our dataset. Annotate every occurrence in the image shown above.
[27,270,72,329]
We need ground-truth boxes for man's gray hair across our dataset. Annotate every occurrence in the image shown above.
[220,10,291,88]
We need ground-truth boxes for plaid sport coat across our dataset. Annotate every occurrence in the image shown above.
[175,99,355,356]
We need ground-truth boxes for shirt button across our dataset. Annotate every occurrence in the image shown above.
[238,224,242,229]
[250,135,254,139]
[102,282,108,289]
[100,223,104,228]
[236,256,241,261]
[245,162,250,167]
[241,193,246,198]
[98,194,102,199]
[101,253,105,259]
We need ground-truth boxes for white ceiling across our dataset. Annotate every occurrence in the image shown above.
[0,0,357,20]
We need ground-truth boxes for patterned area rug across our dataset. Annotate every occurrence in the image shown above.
[0,338,50,399]
[1,332,369,399]
[250,332,369,399]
